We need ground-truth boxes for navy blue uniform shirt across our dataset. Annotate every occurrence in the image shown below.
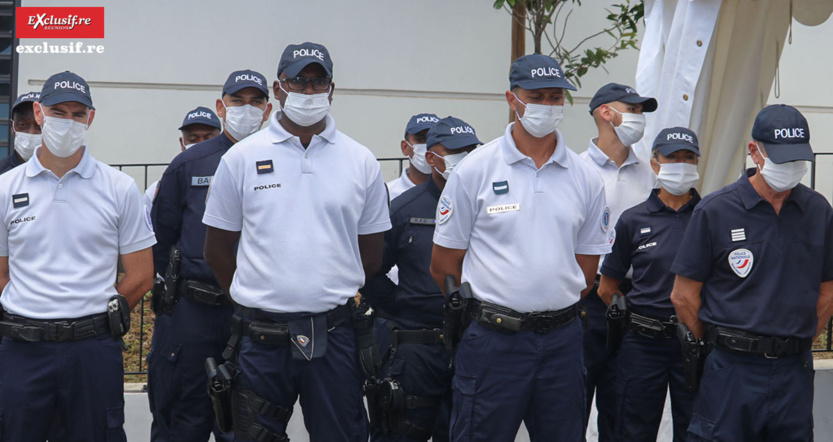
[363,178,444,330]
[0,153,22,175]
[602,188,701,316]
[151,133,234,283]
[671,169,833,339]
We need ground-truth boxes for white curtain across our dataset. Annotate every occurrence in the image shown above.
[634,0,833,193]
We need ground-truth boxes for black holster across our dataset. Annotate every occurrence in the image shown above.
[377,377,436,439]
[605,293,628,354]
[205,357,234,433]
[349,298,381,380]
[677,321,705,393]
[442,276,473,353]
[160,247,181,314]
[150,273,166,314]
[107,295,130,339]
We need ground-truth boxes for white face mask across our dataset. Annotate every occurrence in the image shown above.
[513,93,563,138]
[656,161,699,196]
[14,132,42,161]
[222,103,265,141]
[41,115,88,158]
[180,139,195,150]
[432,151,469,180]
[759,157,808,192]
[405,141,432,174]
[279,83,331,127]
[609,107,646,146]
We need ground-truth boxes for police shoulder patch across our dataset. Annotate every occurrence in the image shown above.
[437,196,453,225]
[601,207,611,231]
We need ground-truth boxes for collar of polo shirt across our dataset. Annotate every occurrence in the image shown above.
[268,111,336,145]
[502,123,569,168]
[25,146,95,179]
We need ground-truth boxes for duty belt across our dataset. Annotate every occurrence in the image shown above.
[237,302,353,346]
[178,279,229,307]
[0,312,110,342]
[391,329,444,346]
[706,326,812,358]
[628,312,676,339]
[472,301,578,334]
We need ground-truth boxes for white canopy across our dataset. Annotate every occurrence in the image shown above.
[634,0,833,193]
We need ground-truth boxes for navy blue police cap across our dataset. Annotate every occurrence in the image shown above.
[12,91,41,113]
[751,104,813,164]
[178,106,221,131]
[510,54,576,91]
[222,69,269,98]
[278,42,333,78]
[40,71,94,109]
[589,83,658,115]
[404,113,440,138]
[652,127,700,157]
[426,117,482,151]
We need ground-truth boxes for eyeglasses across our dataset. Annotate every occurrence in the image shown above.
[280,76,332,92]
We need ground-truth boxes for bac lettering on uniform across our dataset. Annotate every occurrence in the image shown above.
[409,217,435,226]
[12,193,29,208]
[191,176,212,187]
[256,160,274,174]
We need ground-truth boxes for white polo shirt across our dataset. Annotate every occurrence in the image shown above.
[203,113,391,313]
[434,124,610,312]
[143,179,159,211]
[0,147,156,319]
[580,139,655,274]
[387,167,415,202]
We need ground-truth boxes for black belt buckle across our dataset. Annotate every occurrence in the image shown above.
[45,321,73,342]
[527,313,554,334]
[185,281,224,306]
[763,337,791,359]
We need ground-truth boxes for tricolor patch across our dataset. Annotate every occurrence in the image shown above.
[437,196,453,225]
[728,248,753,278]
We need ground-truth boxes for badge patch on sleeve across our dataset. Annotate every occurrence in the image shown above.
[12,193,29,208]
[256,160,274,174]
[144,205,154,232]
[601,207,611,231]
[728,248,753,278]
[492,181,509,194]
[608,228,616,245]
[437,196,453,225]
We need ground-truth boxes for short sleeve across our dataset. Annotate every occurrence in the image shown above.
[670,207,712,282]
[601,215,632,280]
[202,158,244,232]
[119,181,157,255]
[575,185,611,255]
[358,160,392,235]
[433,171,474,250]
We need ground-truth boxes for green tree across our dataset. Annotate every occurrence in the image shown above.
[494,0,643,99]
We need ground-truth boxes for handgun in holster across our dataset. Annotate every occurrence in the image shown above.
[150,273,166,314]
[161,247,181,314]
[442,275,473,353]
[605,292,628,354]
[205,357,235,433]
[676,320,705,393]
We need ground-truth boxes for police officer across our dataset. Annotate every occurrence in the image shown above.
[388,113,440,201]
[0,92,42,175]
[148,70,271,442]
[598,127,701,442]
[670,105,833,441]
[203,42,391,441]
[363,116,480,441]
[430,54,610,441]
[143,106,222,209]
[0,71,155,440]
[579,82,657,440]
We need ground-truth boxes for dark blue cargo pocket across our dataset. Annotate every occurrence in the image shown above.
[106,405,127,442]
[450,373,476,441]
[687,413,715,440]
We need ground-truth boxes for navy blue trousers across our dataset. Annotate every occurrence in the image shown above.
[579,290,617,441]
[147,297,234,442]
[614,331,694,442]
[688,348,814,441]
[371,321,453,442]
[233,321,367,441]
[451,319,585,442]
[0,334,126,441]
